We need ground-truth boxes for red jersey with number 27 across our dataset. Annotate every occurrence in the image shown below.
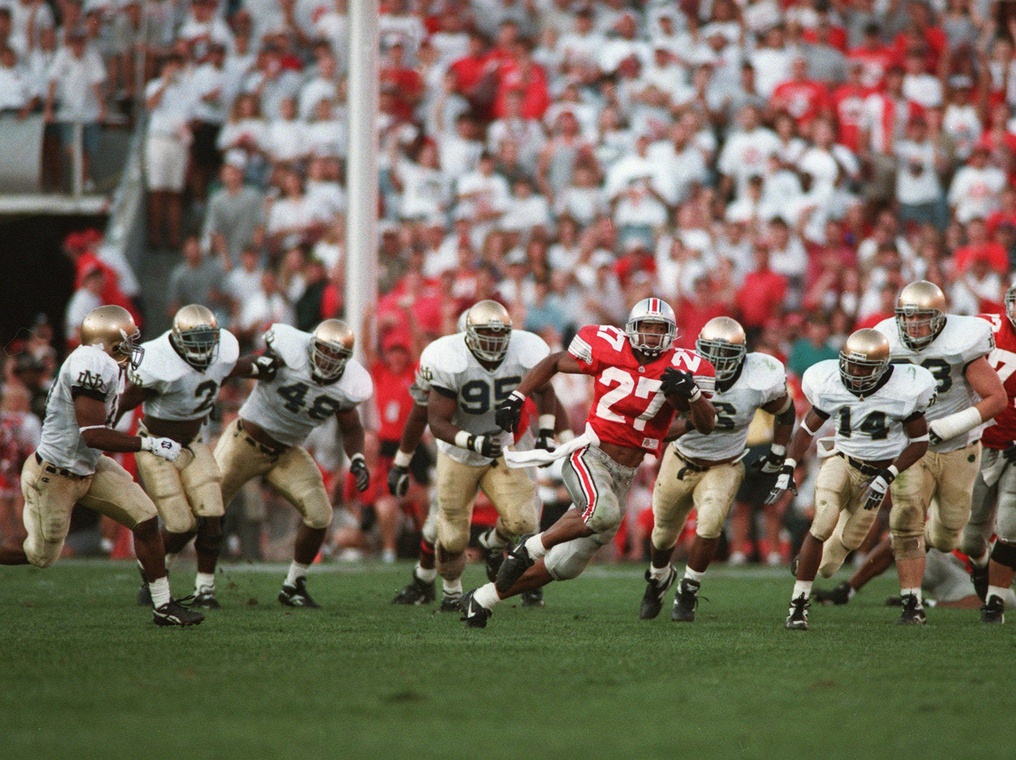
[979,312,1016,450]
[568,324,716,455]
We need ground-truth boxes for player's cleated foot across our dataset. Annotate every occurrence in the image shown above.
[813,581,852,606]
[479,528,506,582]
[639,565,677,620]
[153,599,205,627]
[895,593,926,625]
[496,533,537,594]
[278,577,321,609]
[190,588,221,609]
[671,578,701,623]
[971,562,990,601]
[785,594,809,631]
[521,587,545,607]
[459,589,491,628]
[981,594,1005,624]
[390,573,436,605]
[439,592,462,612]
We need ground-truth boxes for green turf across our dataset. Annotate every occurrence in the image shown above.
[1,560,1013,760]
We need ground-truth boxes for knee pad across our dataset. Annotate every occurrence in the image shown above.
[545,534,610,581]
[892,532,925,560]
[435,543,466,580]
[925,521,961,553]
[991,539,1016,570]
[498,508,537,540]
[25,539,60,569]
[162,509,198,535]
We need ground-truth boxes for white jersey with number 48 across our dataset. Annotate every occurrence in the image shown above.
[875,315,993,452]
[130,329,240,422]
[675,352,787,461]
[417,330,550,466]
[239,323,373,447]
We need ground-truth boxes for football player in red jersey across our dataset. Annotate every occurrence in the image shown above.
[459,298,717,627]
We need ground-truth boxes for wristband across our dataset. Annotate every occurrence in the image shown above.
[784,458,797,470]
[770,444,787,457]
[393,449,413,468]
[909,433,929,443]
[350,453,366,466]
[539,414,556,431]
[454,430,471,449]
[887,464,899,479]
[509,391,527,403]
[688,387,702,403]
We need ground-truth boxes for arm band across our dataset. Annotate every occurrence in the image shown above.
[393,450,413,468]
[930,406,983,442]
[801,418,820,436]
[454,430,472,449]
[784,458,797,469]
[770,444,787,457]
[908,433,929,443]
[887,465,900,479]
[350,453,366,466]
[538,414,556,431]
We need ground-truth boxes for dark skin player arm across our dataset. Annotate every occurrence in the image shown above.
[76,395,144,452]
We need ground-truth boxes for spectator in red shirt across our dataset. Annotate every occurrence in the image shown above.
[737,242,788,342]
[831,61,873,152]
[450,29,496,111]
[676,275,728,350]
[985,185,1016,235]
[771,55,831,130]
[493,38,550,120]
[892,5,947,72]
[847,22,897,89]
[380,39,424,121]
[954,217,1010,275]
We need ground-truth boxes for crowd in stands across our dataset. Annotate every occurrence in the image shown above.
[6,0,1016,563]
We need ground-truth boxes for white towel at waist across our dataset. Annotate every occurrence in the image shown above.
[504,424,601,469]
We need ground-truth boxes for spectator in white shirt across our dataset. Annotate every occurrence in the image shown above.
[500,176,552,239]
[390,140,449,222]
[647,120,709,207]
[263,95,309,168]
[298,47,340,120]
[554,162,607,227]
[456,151,510,237]
[0,46,30,114]
[718,104,781,200]
[948,145,1007,224]
[895,115,948,230]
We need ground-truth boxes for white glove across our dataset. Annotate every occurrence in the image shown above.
[142,436,182,462]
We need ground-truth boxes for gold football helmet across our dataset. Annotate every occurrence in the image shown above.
[895,280,946,350]
[696,316,746,382]
[171,304,220,369]
[1005,284,1016,330]
[839,329,891,395]
[626,297,677,357]
[465,300,512,363]
[310,319,355,381]
[80,305,143,369]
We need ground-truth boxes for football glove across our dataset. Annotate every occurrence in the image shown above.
[495,391,525,434]
[252,354,278,381]
[661,368,700,400]
[861,468,895,511]
[350,454,370,492]
[469,431,503,459]
[387,464,410,497]
[141,436,182,462]
[752,447,787,475]
[535,428,556,453]
[764,462,797,505]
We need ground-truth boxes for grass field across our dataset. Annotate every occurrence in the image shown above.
[1,559,1012,760]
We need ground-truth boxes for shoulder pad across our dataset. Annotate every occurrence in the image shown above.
[264,323,309,370]
[134,332,186,385]
[510,330,551,367]
[743,352,787,391]
[339,359,374,404]
[420,335,469,375]
[218,329,241,365]
[69,346,119,394]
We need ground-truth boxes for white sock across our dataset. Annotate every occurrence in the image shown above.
[443,578,463,596]
[285,562,310,587]
[683,567,704,584]
[792,580,813,600]
[525,533,547,560]
[195,572,215,593]
[973,550,991,568]
[165,553,178,570]
[902,587,922,605]
[987,585,1008,603]
[474,582,502,609]
[415,564,436,583]
[481,528,507,551]
[649,563,671,582]
[846,586,857,600]
[149,576,171,608]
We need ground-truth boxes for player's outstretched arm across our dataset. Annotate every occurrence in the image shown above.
[753,393,797,474]
[229,352,279,381]
[429,389,501,458]
[116,381,156,421]
[859,414,930,512]
[76,395,180,461]
[766,406,824,505]
[496,351,581,435]
[336,407,370,492]
[389,403,429,496]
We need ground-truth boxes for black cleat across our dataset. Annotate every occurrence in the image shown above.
[391,573,436,605]
[671,578,701,623]
[813,581,852,606]
[971,562,990,601]
[895,593,927,625]
[479,528,506,582]
[278,577,321,609]
[460,589,491,628]
[981,594,1005,624]
[639,565,677,620]
[786,594,810,630]
[439,592,462,612]
[190,589,221,609]
[153,599,205,627]
[496,533,537,594]
[521,587,545,607]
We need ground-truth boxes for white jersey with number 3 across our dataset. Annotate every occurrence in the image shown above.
[417,330,550,466]
[130,329,240,421]
[239,324,373,447]
[802,360,937,461]
[874,315,993,452]
[675,352,787,461]
[36,346,124,476]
